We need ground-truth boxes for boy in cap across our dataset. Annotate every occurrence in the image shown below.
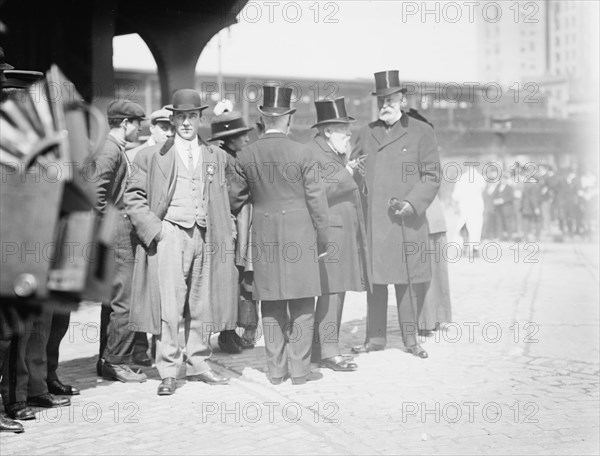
[127,106,174,163]
[93,99,149,383]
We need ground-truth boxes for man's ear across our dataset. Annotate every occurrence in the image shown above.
[120,118,128,129]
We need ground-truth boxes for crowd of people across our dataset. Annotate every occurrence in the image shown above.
[446,161,598,254]
[1,67,455,433]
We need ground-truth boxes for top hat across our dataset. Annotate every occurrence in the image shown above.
[208,111,253,141]
[371,70,407,97]
[311,97,356,128]
[166,89,209,112]
[258,85,296,117]
[107,99,146,120]
[3,70,44,89]
[0,47,14,71]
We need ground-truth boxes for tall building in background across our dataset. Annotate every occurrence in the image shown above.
[478,0,599,119]
[477,1,547,88]
[542,0,599,118]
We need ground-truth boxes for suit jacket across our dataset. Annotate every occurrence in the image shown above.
[124,136,238,335]
[351,114,441,284]
[91,134,128,212]
[229,132,329,301]
[307,135,370,294]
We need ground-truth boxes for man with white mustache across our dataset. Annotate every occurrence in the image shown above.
[350,70,441,359]
[307,97,370,372]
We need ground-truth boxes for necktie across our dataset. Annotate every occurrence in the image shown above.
[187,145,194,172]
[339,153,348,165]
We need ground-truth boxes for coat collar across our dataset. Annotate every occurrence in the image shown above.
[156,134,213,180]
[370,112,409,149]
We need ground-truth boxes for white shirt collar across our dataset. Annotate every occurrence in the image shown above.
[175,134,200,151]
[265,129,287,135]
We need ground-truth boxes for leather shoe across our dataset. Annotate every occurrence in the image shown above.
[187,370,229,385]
[102,363,147,383]
[292,370,323,385]
[406,345,428,359]
[27,393,70,408]
[96,359,104,377]
[238,337,255,349]
[351,343,384,354]
[47,379,80,396]
[320,355,358,372]
[0,415,24,433]
[132,353,153,367]
[4,402,35,421]
[157,377,177,396]
[218,330,242,354]
[268,374,290,385]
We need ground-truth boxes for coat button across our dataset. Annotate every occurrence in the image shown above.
[282,210,286,214]
[264,213,268,217]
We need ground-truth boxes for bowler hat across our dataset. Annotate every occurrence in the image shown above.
[209,111,253,141]
[311,97,356,128]
[371,70,407,97]
[107,99,146,120]
[166,89,209,112]
[258,85,296,117]
[3,70,44,89]
[150,107,172,124]
[0,47,14,70]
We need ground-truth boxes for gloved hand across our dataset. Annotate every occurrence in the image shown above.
[388,198,415,218]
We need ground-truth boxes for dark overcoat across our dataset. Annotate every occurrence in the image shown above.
[90,134,128,212]
[124,136,238,335]
[229,132,329,301]
[351,114,441,284]
[307,135,371,294]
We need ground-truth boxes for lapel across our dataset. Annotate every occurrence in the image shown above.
[378,113,409,150]
[314,135,344,166]
[370,120,387,147]
[201,138,215,205]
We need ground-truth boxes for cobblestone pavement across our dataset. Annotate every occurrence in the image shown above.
[1,241,598,455]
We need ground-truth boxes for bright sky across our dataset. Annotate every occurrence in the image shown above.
[114,1,481,82]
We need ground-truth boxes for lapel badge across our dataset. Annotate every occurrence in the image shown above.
[206,163,216,183]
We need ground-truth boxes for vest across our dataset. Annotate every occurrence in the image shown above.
[164,151,207,228]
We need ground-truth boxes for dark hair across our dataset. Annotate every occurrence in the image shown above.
[108,118,124,129]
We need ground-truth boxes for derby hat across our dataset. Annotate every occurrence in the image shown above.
[3,70,44,89]
[311,97,356,128]
[258,84,296,116]
[166,89,209,112]
[107,99,146,120]
[208,111,253,141]
[371,70,407,97]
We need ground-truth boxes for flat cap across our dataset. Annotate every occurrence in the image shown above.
[150,107,172,124]
[107,99,146,120]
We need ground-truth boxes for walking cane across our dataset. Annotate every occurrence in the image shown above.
[389,198,419,349]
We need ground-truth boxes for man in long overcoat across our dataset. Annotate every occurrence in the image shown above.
[350,70,441,359]
[229,85,329,385]
[125,89,238,395]
[307,97,370,372]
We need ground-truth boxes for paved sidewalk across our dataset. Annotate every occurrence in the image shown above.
[1,241,598,455]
